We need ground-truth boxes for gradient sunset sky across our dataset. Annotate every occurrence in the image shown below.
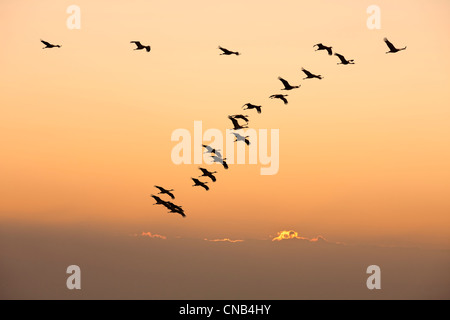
[1,0,449,299]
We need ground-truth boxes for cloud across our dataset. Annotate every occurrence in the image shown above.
[204,238,244,243]
[272,230,340,244]
[272,230,308,241]
[140,232,167,240]
[309,235,328,242]
[130,231,339,244]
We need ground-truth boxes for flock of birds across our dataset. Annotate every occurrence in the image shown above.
[40,37,407,218]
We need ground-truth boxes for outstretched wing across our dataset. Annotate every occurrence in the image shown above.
[177,210,186,218]
[384,38,396,51]
[167,191,175,199]
[131,41,143,48]
[278,77,291,89]
[202,144,213,152]
[302,68,313,77]
[234,115,249,122]
[151,195,162,204]
[229,117,240,128]
[326,46,333,55]
[201,183,209,191]
[218,46,232,54]
[335,53,346,63]
[41,39,51,46]
[280,96,288,104]
[222,160,229,169]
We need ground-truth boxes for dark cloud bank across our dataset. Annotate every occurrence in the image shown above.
[0,223,449,299]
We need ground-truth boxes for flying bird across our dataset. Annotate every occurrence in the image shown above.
[232,132,251,146]
[41,39,61,49]
[166,201,183,211]
[211,155,229,170]
[278,77,301,90]
[169,207,186,217]
[229,114,250,123]
[228,116,248,130]
[384,38,407,54]
[152,196,185,218]
[151,195,167,206]
[172,209,186,218]
[192,178,209,191]
[335,53,355,65]
[154,185,175,199]
[218,46,240,56]
[162,201,185,218]
[269,94,289,105]
[301,68,323,80]
[242,103,262,114]
[313,43,333,55]
[131,41,151,52]
[202,144,222,158]
[199,167,217,182]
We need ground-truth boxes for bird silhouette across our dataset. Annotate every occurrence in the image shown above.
[301,68,323,80]
[232,132,251,145]
[192,178,209,191]
[313,43,333,55]
[211,155,229,169]
[166,201,183,212]
[278,77,301,90]
[162,201,186,217]
[384,38,407,54]
[229,114,250,123]
[199,167,217,182]
[335,53,355,65]
[152,195,185,217]
[154,185,175,199]
[168,207,186,217]
[228,116,248,130]
[41,39,61,49]
[151,195,167,206]
[202,144,222,158]
[218,46,240,56]
[270,94,289,104]
[131,41,151,52]
[242,103,262,114]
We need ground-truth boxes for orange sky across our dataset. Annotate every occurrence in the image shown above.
[1,0,450,249]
